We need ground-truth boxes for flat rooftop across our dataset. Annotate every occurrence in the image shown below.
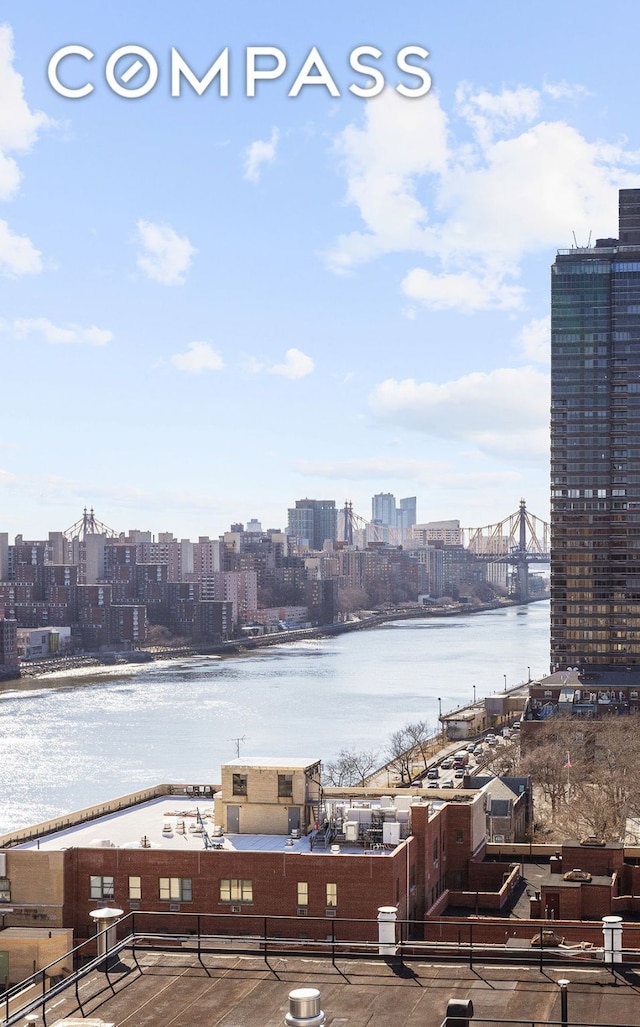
[26,946,640,1027]
[15,797,403,856]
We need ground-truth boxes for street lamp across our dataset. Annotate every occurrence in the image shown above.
[503,673,507,692]
[473,684,477,703]
[527,665,531,682]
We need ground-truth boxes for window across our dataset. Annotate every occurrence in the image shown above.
[232,773,247,796]
[129,876,141,900]
[220,879,253,903]
[278,773,293,798]
[297,882,308,906]
[0,878,11,903]
[90,876,114,900]
[159,878,192,902]
[455,830,464,844]
[326,883,337,907]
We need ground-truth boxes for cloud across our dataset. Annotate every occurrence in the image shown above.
[515,315,550,364]
[135,219,197,285]
[401,267,525,312]
[368,366,549,461]
[170,341,224,374]
[11,317,112,345]
[243,128,279,183]
[290,459,522,507]
[543,80,592,102]
[455,82,541,147]
[0,220,42,276]
[326,85,640,311]
[0,27,51,275]
[269,348,315,379]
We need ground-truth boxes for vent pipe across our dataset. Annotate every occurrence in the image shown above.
[377,905,398,955]
[602,915,623,965]
[285,988,325,1027]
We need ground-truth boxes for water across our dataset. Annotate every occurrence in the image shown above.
[0,602,549,834]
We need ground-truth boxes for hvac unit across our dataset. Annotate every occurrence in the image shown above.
[169,903,180,912]
[297,907,308,916]
[129,900,140,910]
[325,907,337,917]
[230,905,241,913]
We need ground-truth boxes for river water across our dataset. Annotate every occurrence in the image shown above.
[0,602,549,834]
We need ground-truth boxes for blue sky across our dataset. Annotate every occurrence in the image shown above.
[1,1,640,540]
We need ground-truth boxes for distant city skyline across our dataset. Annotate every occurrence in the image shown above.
[2,3,640,539]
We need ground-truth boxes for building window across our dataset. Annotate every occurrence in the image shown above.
[90,876,115,900]
[278,774,293,798]
[326,883,337,907]
[232,773,248,796]
[220,879,253,903]
[129,876,141,900]
[159,878,192,902]
[455,830,464,844]
[297,882,308,906]
[0,878,11,903]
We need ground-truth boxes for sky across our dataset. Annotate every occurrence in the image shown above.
[1,1,640,541]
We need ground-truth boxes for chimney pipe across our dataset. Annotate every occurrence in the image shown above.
[285,988,325,1027]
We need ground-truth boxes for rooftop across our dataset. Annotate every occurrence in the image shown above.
[14,795,418,855]
[16,944,640,1027]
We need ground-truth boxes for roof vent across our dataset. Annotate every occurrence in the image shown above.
[285,988,325,1027]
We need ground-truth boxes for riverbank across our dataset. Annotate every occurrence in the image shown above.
[14,595,548,682]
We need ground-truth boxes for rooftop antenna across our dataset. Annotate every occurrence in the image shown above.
[230,735,247,758]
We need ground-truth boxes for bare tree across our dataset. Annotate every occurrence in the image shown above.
[404,720,434,772]
[323,748,379,787]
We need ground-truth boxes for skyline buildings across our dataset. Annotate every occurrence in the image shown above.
[550,189,640,675]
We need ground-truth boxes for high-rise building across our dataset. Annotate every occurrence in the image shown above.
[287,499,337,552]
[550,188,640,675]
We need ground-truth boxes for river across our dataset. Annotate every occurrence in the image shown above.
[0,601,549,834]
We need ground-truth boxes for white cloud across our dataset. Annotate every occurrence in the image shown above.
[515,316,550,364]
[135,219,197,285]
[543,80,592,102]
[0,27,51,276]
[243,128,279,183]
[269,348,315,379]
[368,366,549,461]
[0,220,42,276]
[170,342,224,374]
[325,88,449,274]
[326,85,640,311]
[12,317,112,345]
[401,267,525,312]
[455,82,541,147]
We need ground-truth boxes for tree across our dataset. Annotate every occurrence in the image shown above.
[323,748,380,787]
[386,726,414,785]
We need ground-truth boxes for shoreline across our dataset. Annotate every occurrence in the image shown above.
[9,595,548,685]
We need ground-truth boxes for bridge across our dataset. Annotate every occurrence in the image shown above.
[341,498,549,602]
[463,499,549,602]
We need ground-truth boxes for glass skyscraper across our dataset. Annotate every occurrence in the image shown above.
[551,189,640,675]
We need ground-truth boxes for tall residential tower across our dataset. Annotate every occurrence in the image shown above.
[551,188,640,675]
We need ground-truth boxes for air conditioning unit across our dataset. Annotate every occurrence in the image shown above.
[169,903,180,912]
[129,900,140,910]
[230,905,241,913]
[297,907,308,916]
[325,907,337,917]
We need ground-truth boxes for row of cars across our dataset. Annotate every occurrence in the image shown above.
[422,726,519,790]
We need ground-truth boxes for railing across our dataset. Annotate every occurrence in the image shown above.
[2,910,640,1027]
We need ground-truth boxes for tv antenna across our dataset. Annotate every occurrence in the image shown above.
[230,735,247,758]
